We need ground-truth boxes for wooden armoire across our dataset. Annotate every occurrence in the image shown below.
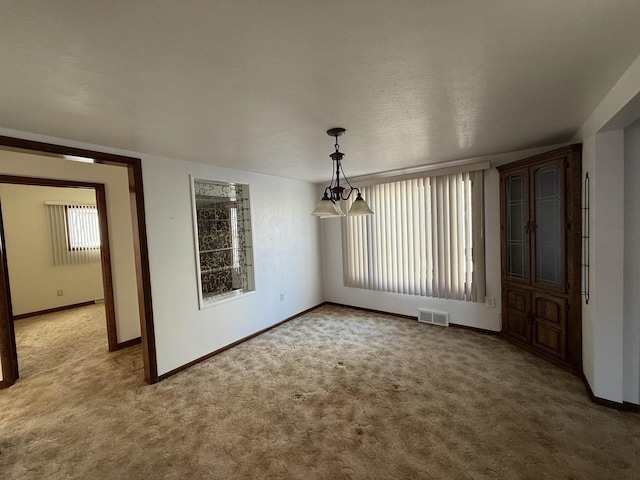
[498,145,582,373]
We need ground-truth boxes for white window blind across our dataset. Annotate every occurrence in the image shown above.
[46,202,101,265]
[342,170,485,302]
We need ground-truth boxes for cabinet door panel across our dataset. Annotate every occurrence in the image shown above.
[503,285,531,343]
[532,292,566,359]
[502,170,530,284]
[531,159,566,292]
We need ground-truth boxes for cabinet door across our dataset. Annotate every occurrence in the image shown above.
[531,159,566,293]
[502,285,531,343]
[502,169,530,284]
[531,292,567,359]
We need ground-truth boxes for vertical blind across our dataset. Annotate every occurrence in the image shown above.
[342,170,485,302]
[46,202,101,265]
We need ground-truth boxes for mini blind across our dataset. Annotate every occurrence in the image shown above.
[342,170,485,302]
[45,202,101,265]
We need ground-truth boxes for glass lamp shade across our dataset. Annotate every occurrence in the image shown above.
[311,195,346,217]
[347,193,374,216]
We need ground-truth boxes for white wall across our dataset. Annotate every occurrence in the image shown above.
[623,117,640,404]
[142,155,323,375]
[592,131,625,402]
[0,129,324,382]
[0,149,141,344]
[321,164,501,331]
[3,56,640,392]
[573,51,640,403]
[581,136,595,390]
[0,184,103,315]
[321,144,576,332]
[321,140,583,331]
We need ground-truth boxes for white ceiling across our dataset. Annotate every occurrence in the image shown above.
[1,1,640,183]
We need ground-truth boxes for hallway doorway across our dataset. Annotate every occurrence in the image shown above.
[0,179,118,383]
[0,137,157,386]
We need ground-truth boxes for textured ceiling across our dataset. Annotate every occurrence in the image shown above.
[1,1,640,182]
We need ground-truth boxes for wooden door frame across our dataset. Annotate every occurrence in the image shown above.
[0,136,158,385]
[0,198,17,385]
[0,177,120,387]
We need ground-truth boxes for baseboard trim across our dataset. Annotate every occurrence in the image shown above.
[324,301,500,336]
[323,301,417,321]
[155,299,640,415]
[114,337,142,350]
[12,300,99,320]
[157,303,326,381]
[582,374,640,412]
[449,322,500,335]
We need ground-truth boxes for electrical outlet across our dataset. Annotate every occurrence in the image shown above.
[485,296,495,308]
[280,293,285,301]
[57,289,64,296]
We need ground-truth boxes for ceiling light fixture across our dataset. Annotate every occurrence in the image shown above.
[311,128,374,218]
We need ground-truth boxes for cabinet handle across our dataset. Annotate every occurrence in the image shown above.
[525,221,530,233]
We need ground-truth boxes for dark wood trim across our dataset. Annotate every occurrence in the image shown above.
[94,185,118,351]
[529,158,568,295]
[0,136,158,384]
[323,301,418,321]
[0,175,103,193]
[122,162,158,384]
[449,322,500,335]
[154,298,638,413]
[499,165,531,287]
[158,301,505,381]
[12,297,139,350]
[13,300,97,320]
[0,176,119,354]
[582,374,640,412]
[114,336,142,350]
[303,301,638,413]
[0,136,141,166]
[0,175,100,189]
[0,198,18,386]
[158,303,325,381]
[326,301,500,334]
[496,143,582,173]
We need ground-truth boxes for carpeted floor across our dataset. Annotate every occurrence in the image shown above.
[1,303,638,479]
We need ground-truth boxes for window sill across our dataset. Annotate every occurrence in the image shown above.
[200,289,256,310]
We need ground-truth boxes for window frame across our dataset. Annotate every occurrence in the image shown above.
[64,205,101,251]
[341,170,485,302]
[190,175,256,309]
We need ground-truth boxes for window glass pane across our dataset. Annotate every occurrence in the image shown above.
[193,179,254,307]
[67,207,100,249]
[508,244,524,278]
[535,166,561,286]
[506,174,527,280]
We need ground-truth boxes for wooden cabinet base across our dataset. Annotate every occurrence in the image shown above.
[501,331,581,375]
[498,145,582,375]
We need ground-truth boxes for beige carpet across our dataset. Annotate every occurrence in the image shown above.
[1,303,638,479]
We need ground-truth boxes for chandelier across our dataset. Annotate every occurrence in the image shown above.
[311,128,374,217]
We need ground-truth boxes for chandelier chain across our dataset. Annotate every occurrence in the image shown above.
[311,127,373,217]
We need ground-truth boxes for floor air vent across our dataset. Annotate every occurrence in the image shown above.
[418,308,450,327]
